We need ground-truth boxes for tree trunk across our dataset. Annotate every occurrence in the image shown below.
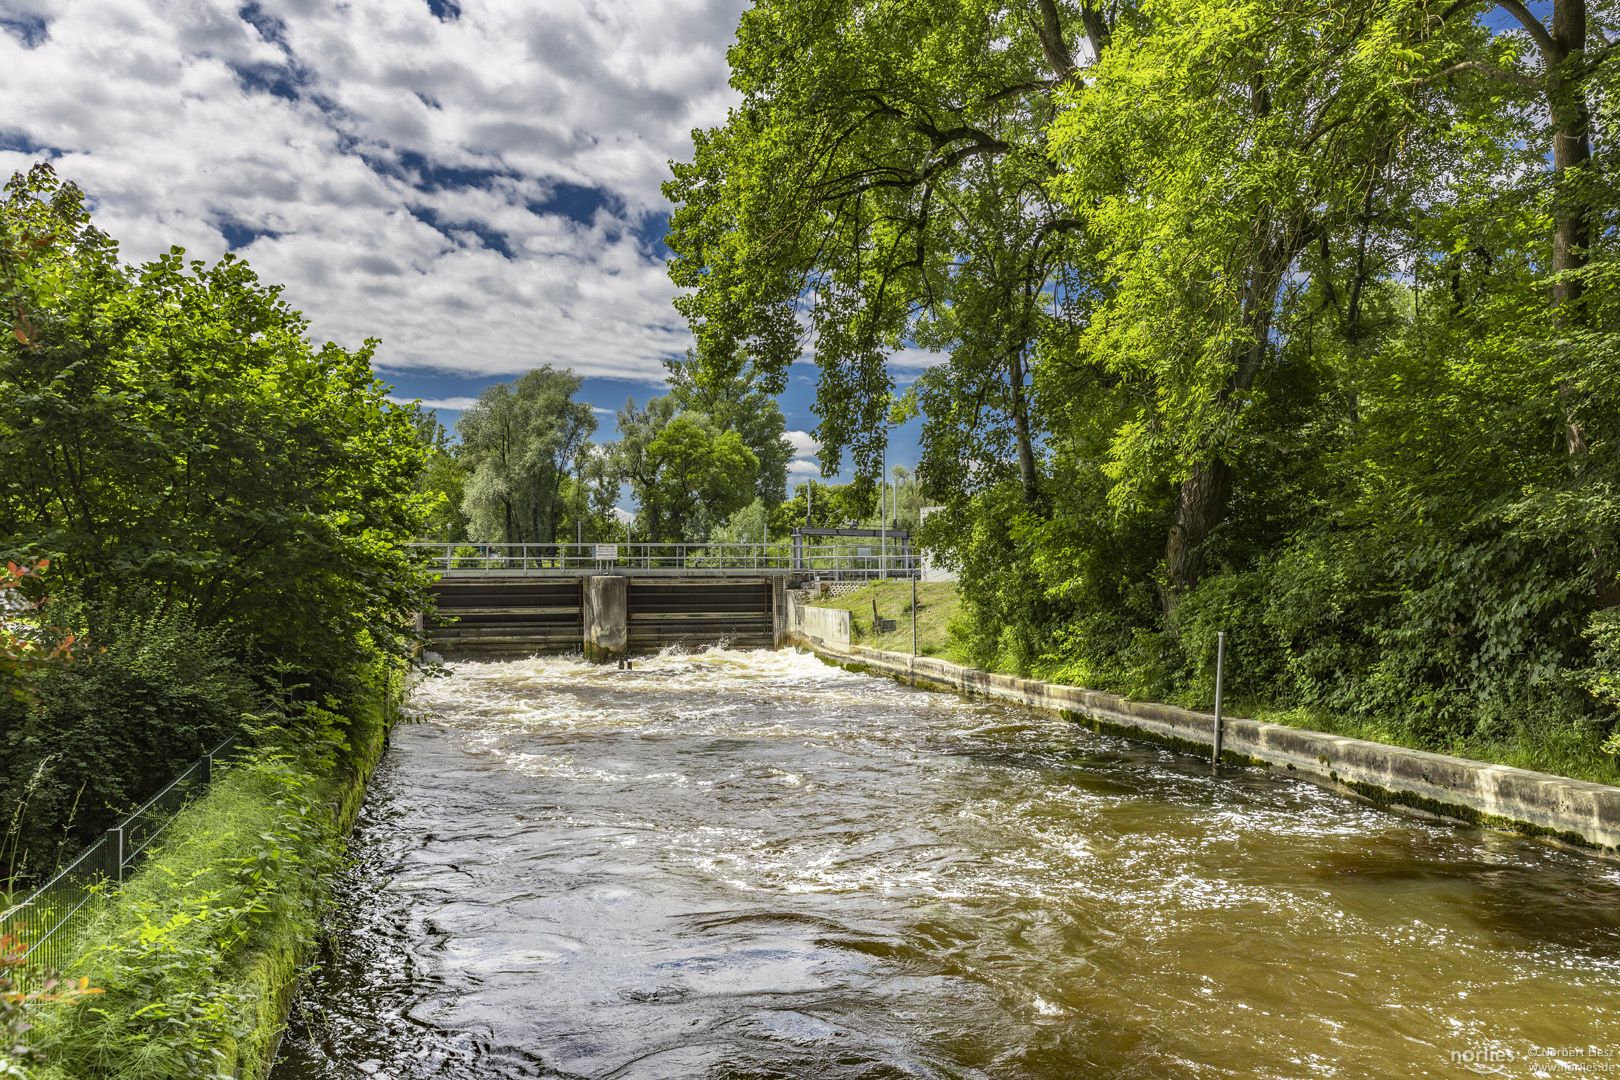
[1009,345,1039,503]
[1159,240,1292,612]
[1547,0,1591,455]
[1162,458,1234,611]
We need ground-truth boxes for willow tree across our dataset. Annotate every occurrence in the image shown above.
[457,367,596,546]
[665,0,1114,499]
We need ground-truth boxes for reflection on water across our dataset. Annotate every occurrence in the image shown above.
[270,648,1620,1079]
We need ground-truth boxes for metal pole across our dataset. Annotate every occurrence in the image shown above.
[1211,630,1226,766]
[106,825,124,884]
[880,457,887,581]
[911,574,917,657]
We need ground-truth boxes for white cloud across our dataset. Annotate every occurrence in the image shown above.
[783,429,820,455]
[786,458,822,478]
[890,347,949,369]
[0,0,748,380]
[388,394,479,411]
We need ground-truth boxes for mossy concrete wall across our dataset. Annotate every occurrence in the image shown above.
[784,595,851,649]
[787,623,1620,854]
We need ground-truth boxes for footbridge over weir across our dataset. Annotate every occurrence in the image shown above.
[410,538,915,661]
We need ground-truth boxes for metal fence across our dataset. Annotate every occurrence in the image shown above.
[0,734,239,977]
[407,541,920,580]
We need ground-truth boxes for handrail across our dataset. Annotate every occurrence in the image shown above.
[404,541,921,579]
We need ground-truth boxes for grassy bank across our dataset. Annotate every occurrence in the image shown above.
[808,582,968,663]
[22,688,391,1080]
[813,582,1620,787]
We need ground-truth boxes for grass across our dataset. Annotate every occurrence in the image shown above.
[22,691,391,1080]
[805,581,967,662]
[800,582,1620,787]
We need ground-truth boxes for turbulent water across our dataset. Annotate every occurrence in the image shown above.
[269,648,1620,1079]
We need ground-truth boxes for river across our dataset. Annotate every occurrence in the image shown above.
[269,648,1620,1079]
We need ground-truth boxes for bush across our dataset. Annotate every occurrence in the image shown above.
[0,604,251,889]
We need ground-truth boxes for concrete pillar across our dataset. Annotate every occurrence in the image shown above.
[583,575,628,664]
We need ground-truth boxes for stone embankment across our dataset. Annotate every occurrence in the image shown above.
[783,601,1620,853]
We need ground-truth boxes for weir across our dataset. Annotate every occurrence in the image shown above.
[426,574,789,657]
[412,540,916,658]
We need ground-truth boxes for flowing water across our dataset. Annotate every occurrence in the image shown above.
[269,648,1620,1079]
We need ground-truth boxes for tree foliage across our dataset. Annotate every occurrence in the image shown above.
[612,398,759,542]
[665,0,1097,489]
[0,165,433,685]
[669,0,1620,773]
[455,366,597,546]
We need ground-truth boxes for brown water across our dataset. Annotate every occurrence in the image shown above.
[269,648,1620,1079]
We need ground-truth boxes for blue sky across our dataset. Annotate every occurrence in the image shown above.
[0,0,927,491]
[387,358,931,489]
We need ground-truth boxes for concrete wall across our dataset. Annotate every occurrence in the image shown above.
[583,575,628,663]
[786,596,851,648]
[917,506,958,582]
[787,622,1620,854]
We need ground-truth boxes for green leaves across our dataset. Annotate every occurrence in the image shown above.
[666,0,1090,483]
[0,164,435,685]
[640,412,759,543]
[454,366,596,546]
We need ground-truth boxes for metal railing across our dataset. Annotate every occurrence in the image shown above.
[408,542,920,580]
[0,734,239,976]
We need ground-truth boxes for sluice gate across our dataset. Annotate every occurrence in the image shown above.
[425,574,789,657]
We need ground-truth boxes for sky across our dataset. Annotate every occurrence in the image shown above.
[0,0,927,491]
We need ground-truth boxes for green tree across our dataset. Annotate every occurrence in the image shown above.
[554,443,627,545]
[1045,0,1475,607]
[642,415,759,542]
[613,395,682,541]
[665,0,1110,494]
[457,366,596,546]
[770,477,879,535]
[668,356,792,507]
[0,164,433,684]
[408,409,470,543]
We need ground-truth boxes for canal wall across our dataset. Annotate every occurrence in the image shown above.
[785,624,1620,853]
[245,701,392,1077]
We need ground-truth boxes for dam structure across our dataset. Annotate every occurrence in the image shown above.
[411,537,914,661]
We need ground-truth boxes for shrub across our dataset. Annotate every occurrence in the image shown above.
[0,604,251,889]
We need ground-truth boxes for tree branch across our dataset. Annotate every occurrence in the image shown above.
[1494,0,1556,62]
[1409,59,1541,87]
[1430,0,1488,28]
[1079,2,1110,60]
[1032,0,1077,81]
[984,79,1059,104]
